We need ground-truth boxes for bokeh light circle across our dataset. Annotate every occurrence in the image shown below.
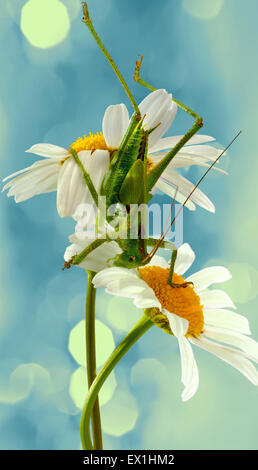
[68,319,115,368]
[183,0,224,19]
[69,367,117,408]
[20,0,70,49]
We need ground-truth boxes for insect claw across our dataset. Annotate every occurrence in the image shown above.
[82,2,90,22]
[197,117,203,128]
[134,54,144,82]
[170,281,194,289]
[62,261,71,271]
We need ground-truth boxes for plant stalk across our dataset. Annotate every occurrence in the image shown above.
[80,313,153,449]
[85,270,103,450]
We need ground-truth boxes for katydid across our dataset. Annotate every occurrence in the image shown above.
[66,3,208,272]
[67,4,241,280]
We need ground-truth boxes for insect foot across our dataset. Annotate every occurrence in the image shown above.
[82,2,90,23]
[196,117,203,128]
[133,54,143,82]
[62,262,71,271]
[171,281,194,289]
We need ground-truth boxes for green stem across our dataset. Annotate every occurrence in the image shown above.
[85,271,103,450]
[80,313,153,450]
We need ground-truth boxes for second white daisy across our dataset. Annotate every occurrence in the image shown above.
[93,244,258,401]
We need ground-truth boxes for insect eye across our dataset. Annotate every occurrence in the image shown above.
[129,256,136,262]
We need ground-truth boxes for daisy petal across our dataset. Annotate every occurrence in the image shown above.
[149,135,216,153]
[139,89,177,148]
[187,266,232,291]
[102,104,130,148]
[179,145,223,161]
[2,158,59,184]
[134,295,161,309]
[107,279,161,309]
[199,289,236,310]
[161,172,215,213]
[166,312,199,401]
[106,278,147,296]
[166,311,188,337]
[93,266,161,309]
[26,143,68,158]
[73,203,99,230]
[148,255,170,269]
[203,309,251,335]
[155,179,196,211]
[174,243,195,275]
[2,160,60,201]
[57,154,90,218]
[57,150,109,218]
[151,153,227,173]
[86,149,110,198]
[179,337,199,401]
[190,336,258,385]
[204,326,258,360]
[2,164,39,183]
[68,230,98,246]
[93,267,139,288]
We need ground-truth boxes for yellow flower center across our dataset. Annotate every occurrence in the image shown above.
[139,266,204,337]
[70,132,109,153]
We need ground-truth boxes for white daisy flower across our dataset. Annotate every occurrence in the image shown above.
[2,89,221,217]
[93,243,258,401]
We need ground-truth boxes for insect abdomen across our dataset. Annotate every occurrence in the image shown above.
[101,126,148,207]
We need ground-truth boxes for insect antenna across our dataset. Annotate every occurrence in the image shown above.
[146,186,179,260]
[144,130,242,262]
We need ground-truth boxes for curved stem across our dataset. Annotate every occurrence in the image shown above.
[80,313,153,450]
[85,271,103,450]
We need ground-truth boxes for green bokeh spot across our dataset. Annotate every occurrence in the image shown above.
[183,0,224,19]
[106,296,141,332]
[0,363,51,404]
[69,366,117,408]
[101,390,139,437]
[68,319,115,368]
[20,0,70,49]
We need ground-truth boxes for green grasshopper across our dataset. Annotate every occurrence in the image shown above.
[67,3,206,284]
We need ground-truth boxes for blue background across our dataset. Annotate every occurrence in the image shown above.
[0,0,258,449]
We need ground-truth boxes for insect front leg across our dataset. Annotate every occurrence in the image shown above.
[133,56,203,191]
[65,238,107,268]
